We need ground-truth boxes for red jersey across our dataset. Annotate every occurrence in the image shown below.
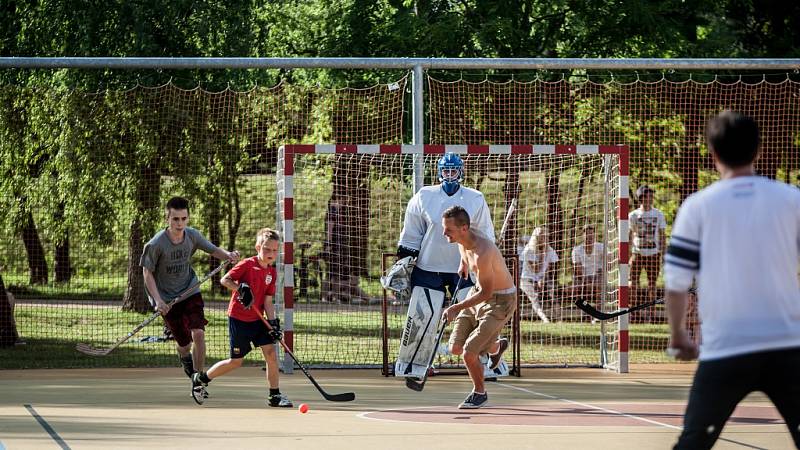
[226,256,277,322]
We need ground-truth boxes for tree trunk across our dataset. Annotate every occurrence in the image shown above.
[331,155,370,278]
[54,236,70,283]
[546,169,564,271]
[122,167,160,313]
[207,203,223,294]
[54,202,72,283]
[227,180,241,255]
[122,216,149,312]
[20,210,48,285]
[0,273,19,347]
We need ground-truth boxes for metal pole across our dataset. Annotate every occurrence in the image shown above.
[412,64,424,193]
[1,57,799,70]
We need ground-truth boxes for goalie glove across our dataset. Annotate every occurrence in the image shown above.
[380,255,416,302]
[237,282,254,309]
[267,318,282,341]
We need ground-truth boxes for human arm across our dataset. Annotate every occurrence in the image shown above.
[663,198,701,360]
[665,289,698,360]
[212,247,240,264]
[443,252,494,321]
[397,195,425,256]
[474,195,496,242]
[142,267,169,315]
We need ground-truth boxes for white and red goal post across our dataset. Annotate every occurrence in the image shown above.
[276,144,630,373]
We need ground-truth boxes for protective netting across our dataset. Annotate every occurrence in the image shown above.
[0,77,407,368]
[428,75,800,362]
[2,71,799,370]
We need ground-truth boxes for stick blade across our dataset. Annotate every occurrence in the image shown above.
[75,343,111,356]
[323,392,356,402]
[573,299,614,321]
[405,377,426,392]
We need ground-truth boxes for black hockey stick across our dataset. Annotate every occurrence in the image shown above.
[258,314,355,402]
[406,276,464,392]
[575,288,696,321]
[76,261,230,356]
[574,297,663,321]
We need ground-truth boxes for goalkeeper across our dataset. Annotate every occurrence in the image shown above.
[190,228,293,408]
[390,153,495,378]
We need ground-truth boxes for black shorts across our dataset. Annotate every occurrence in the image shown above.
[162,293,207,348]
[228,316,276,359]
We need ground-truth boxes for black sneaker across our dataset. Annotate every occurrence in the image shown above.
[180,354,194,379]
[489,338,509,370]
[190,372,207,405]
[268,393,293,408]
[458,391,488,409]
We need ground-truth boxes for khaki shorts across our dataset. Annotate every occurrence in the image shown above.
[448,289,517,355]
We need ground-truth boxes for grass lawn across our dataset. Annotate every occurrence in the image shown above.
[1,301,675,370]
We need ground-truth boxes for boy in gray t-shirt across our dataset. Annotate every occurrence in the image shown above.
[140,197,239,391]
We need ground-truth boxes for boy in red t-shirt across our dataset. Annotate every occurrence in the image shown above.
[190,228,293,407]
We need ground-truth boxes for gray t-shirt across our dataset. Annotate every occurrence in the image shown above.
[140,227,219,301]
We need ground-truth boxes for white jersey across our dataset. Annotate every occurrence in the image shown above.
[629,207,667,256]
[520,246,558,282]
[664,176,800,361]
[572,242,605,275]
[398,185,495,273]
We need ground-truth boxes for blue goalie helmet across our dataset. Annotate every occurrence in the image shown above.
[437,152,464,196]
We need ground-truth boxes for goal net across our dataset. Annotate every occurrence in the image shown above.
[276,144,631,373]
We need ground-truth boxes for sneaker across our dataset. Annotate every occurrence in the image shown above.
[190,372,207,405]
[458,391,488,409]
[268,393,293,408]
[489,338,509,370]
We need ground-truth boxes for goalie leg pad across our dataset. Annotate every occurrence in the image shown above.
[395,286,445,377]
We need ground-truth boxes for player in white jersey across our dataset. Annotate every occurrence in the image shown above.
[398,153,495,278]
[664,111,800,449]
[392,153,497,379]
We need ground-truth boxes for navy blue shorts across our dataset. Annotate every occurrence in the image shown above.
[410,268,473,296]
[228,316,276,359]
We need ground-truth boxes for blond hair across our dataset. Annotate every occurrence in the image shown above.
[256,228,281,246]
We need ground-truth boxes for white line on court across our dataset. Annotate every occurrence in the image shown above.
[497,382,682,430]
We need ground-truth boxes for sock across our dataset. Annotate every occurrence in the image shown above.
[199,371,211,384]
[269,388,280,396]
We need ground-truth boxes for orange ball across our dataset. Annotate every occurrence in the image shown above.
[299,403,309,414]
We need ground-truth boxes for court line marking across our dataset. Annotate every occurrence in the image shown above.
[24,404,71,450]
[497,382,682,429]
[499,382,767,449]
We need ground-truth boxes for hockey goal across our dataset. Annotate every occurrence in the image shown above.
[276,144,631,374]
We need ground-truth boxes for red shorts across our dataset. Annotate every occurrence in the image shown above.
[163,293,208,347]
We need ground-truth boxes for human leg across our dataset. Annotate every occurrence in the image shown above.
[674,355,757,450]
[163,302,195,377]
[183,294,209,371]
[520,279,548,322]
[759,347,800,448]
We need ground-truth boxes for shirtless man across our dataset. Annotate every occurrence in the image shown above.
[441,205,517,409]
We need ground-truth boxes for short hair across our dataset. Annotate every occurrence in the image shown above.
[636,185,655,202]
[165,197,190,215]
[583,224,596,233]
[705,110,760,168]
[256,228,281,246]
[442,205,470,227]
